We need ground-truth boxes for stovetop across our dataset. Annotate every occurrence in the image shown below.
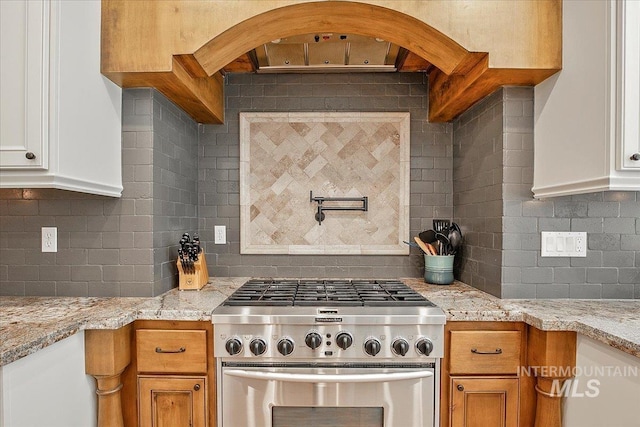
[213,279,445,360]
[221,278,434,307]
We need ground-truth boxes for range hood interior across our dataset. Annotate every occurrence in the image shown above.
[253,33,401,73]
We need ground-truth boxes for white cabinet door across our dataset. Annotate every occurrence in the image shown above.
[618,0,640,170]
[0,0,49,169]
[0,0,123,197]
[533,0,640,197]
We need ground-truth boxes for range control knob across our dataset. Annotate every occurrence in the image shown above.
[392,338,410,356]
[364,338,381,357]
[416,338,434,356]
[277,338,294,356]
[225,338,242,356]
[305,332,322,350]
[249,338,267,356]
[335,332,353,350]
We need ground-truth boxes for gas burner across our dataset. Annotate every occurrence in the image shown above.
[221,279,434,307]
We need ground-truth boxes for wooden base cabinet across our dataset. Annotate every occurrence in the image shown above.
[450,377,519,427]
[441,322,534,427]
[138,376,207,427]
[120,320,216,427]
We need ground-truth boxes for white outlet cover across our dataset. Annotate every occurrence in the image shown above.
[541,232,587,257]
[214,225,226,244]
[42,226,57,253]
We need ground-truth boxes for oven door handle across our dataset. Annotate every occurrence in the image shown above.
[223,369,433,383]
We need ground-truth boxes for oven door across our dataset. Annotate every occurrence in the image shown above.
[219,363,437,427]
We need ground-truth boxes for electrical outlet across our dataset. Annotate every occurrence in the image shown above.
[42,227,57,253]
[541,232,587,257]
[214,225,226,244]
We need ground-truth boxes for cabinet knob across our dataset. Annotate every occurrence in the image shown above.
[631,153,640,161]
[25,152,36,160]
[457,384,464,391]
[193,384,201,391]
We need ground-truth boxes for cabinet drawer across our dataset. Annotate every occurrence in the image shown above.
[136,329,207,374]
[449,330,521,375]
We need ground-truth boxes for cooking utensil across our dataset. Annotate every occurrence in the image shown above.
[433,219,450,233]
[414,236,432,254]
[451,222,462,235]
[419,229,437,244]
[448,228,462,254]
[403,240,419,248]
[425,243,438,255]
[435,232,450,255]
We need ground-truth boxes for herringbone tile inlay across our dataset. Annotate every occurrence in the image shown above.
[240,113,409,255]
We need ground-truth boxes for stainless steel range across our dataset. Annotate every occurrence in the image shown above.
[212,279,446,427]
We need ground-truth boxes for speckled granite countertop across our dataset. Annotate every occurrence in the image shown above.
[2,277,640,366]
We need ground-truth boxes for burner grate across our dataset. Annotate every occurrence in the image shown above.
[221,279,434,307]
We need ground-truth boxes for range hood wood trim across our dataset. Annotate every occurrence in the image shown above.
[103,58,224,124]
[193,2,469,76]
[429,55,558,122]
[101,0,562,124]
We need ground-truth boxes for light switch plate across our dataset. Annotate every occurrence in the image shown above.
[42,227,57,252]
[214,225,226,244]
[541,232,587,257]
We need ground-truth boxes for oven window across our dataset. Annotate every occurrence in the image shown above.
[273,407,383,427]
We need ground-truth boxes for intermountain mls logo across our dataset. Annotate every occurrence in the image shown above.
[550,378,600,398]
[521,365,639,398]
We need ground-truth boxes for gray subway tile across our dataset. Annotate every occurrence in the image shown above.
[603,251,635,267]
[571,218,603,233]
[586,268,618,284]
[554,267,586,284]
[569,284,602,299]
[588,202,620,217]
[56,281,89,297]
[554,201,588,218]
[39,265,71,281]
[620,201,640,216]
[0,281,25,296]
[589,233,621,251]
[601,284,634,299]
[501,283,536,298]
[619,268,640,284]
[88,282,121,297]
[621,235,640,251]
[521,266,552,283]
[536,283,569,298]
[24,281,56,296]
[603,218,636,234]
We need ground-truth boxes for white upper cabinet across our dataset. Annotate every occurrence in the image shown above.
[0,0,122,197]
[533,0,640,198]
[0,0,48,169]
[617,0,640,170]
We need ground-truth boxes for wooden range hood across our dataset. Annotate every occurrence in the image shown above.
[101,0,561,124]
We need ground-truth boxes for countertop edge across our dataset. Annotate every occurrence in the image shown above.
[3,278,640,366]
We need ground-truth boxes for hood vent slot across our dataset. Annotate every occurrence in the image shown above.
[255,33,398,73]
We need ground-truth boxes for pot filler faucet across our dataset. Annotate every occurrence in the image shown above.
[309,190,368,225]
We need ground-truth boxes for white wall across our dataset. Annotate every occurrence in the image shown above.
[1,333,96,427]
[564,335,640,427]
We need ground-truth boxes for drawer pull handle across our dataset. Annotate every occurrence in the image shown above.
[471,348,502,355]
[155,346,186,354]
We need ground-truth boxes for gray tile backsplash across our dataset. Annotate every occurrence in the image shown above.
[0,78,637,298]
[199,73,453,279]
[454,86,639,298]
[0,89,198,297]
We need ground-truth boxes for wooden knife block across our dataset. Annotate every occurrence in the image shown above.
[177,252,209,290]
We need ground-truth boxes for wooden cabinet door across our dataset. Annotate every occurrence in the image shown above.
[450,377,518,427]
[138,376,207,427]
